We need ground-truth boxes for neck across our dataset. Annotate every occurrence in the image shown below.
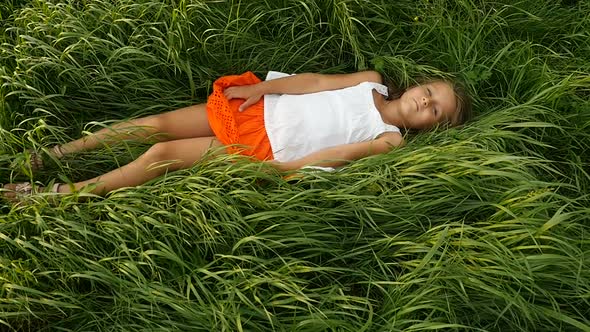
[375,95,408,129]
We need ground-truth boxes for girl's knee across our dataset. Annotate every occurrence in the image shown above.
[137,115,162,130]
[140,142,171,163]
[139,142,185,172]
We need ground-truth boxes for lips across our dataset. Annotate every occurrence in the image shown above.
[413,98,419,112]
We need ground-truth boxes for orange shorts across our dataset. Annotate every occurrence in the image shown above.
[206,72,274,161]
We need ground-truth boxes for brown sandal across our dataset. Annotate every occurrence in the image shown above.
[1,182,62,205]
[23,145,65,172]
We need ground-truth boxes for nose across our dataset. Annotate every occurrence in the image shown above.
[421,96,431,108]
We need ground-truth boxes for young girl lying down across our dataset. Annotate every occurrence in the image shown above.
[2,70,471,204]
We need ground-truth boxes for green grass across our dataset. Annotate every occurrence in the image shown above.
[0,0,589,330]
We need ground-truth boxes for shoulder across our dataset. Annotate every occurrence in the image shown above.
[376,131,405,147]
[360,70,383,84]
[336,70,383,84]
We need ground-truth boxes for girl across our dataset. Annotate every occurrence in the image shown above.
[2,70,471,204]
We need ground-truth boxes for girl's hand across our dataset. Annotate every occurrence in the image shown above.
[264,160,294,172]
[224,84,263,112]
[264,161,305,181]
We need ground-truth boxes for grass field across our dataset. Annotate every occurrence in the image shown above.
[0,0,589,330]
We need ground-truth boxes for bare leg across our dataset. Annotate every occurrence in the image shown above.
[57,136,224,196]
[57,103,214,156]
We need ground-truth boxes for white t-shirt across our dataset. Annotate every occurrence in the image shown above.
[263,71,400,163]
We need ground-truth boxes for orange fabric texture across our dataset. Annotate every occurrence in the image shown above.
[206,72,274,161]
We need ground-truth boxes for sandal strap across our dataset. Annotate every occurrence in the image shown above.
[51,183,61,193]
[14,182,34,194]
[2,182,64,206]
[52,145,65,158]
[10,182,61,194]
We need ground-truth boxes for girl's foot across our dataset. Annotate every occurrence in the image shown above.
[17,145,65,173]
[1,182,62,206]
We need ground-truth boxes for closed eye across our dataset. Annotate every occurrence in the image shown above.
[427,88,438,116]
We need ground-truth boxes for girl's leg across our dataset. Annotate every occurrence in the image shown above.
[57,103,214,156]
[57,136,224,196]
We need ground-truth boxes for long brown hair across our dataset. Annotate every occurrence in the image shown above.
[383,77,473,127]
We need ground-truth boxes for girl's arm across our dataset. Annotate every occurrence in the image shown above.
[269,132,404,172]
[225,71,382,111]
[254,71,382,95]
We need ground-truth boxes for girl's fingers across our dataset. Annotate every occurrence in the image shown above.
[223,86,260,110]
[224,86,242,99]
[239,98,254,112]
[224,87,235,99]
[239,95,262,112]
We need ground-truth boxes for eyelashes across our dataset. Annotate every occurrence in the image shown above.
[427,87,438,116]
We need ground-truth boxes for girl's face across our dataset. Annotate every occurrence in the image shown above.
[398,81,457,129]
